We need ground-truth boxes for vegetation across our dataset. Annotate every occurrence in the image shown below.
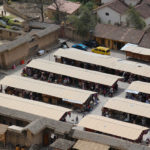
[68,1,98,37]
[127,6,146,30]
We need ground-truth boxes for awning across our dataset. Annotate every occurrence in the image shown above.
[73,140,110,150]
[126,89,139,94]
[62,98,83,105]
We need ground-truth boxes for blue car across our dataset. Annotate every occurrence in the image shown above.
[72,44,88,51]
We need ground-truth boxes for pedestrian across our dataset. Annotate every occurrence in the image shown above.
[76,116,79,124]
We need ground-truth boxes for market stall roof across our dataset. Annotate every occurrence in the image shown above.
[26,59,121,86]
[54,48,150,78]
[73,140,110,150]
[0,75,95,105]
[127,81,150,95]
[104,97,150,118]
[122,45,150,56]
[0,93,70,121]
[77,115,148,140]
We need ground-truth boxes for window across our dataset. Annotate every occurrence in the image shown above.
[105,12,109,16]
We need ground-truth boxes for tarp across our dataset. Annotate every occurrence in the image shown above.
[104,97,150,119]
[78,115,148,140]
[26,59,121,87]
[0,75,95,105]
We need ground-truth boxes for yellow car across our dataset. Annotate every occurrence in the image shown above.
[92,46,110,55]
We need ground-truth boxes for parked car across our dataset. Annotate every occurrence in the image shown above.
[72,44,88,51]
[83,40,99,48]
[92,46,110,55]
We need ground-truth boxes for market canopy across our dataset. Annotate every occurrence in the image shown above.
[104,97,150,118]
[121,44,150,56]
[73,140,110,150]
[77,115,148,140]
[0,93,70,121]
[0,75,96,105]
[26,59,121,86]
[54,48,150,78]
[127,81,150,95]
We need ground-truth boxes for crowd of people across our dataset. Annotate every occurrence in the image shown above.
[126,92,150,104]
[58,57,150,83]
[22,67,118,97]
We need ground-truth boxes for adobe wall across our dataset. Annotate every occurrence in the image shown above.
[0,29,59,69]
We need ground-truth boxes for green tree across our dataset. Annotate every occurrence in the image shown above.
[127,6,146,30]
[68,6,97,37]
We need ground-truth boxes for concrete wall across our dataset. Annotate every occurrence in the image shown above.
[97,7,121,25]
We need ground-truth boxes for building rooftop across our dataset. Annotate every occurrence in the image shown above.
[94,23,145,44]
[0,93,70,121]
[136,2,150,19]
[48,0,81,14]
[96,0,128,15]
[50,138,75,150]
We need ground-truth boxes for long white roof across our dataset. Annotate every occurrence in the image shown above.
[104,97,150,118]
[78,115,148,140]
[0,93,71,120]
[0,75,96,104]
[127,81,150,95]
[26,59,121,86]
[54,48,150,78]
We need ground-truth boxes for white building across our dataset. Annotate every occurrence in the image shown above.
[96,0,129,25]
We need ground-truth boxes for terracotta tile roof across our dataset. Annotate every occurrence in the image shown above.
[139,31,150,48]
[95,0,128,15]
[94,24,145,44]
[108,0,129,14]
[135,3,150,19]
[48,0,81,14]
